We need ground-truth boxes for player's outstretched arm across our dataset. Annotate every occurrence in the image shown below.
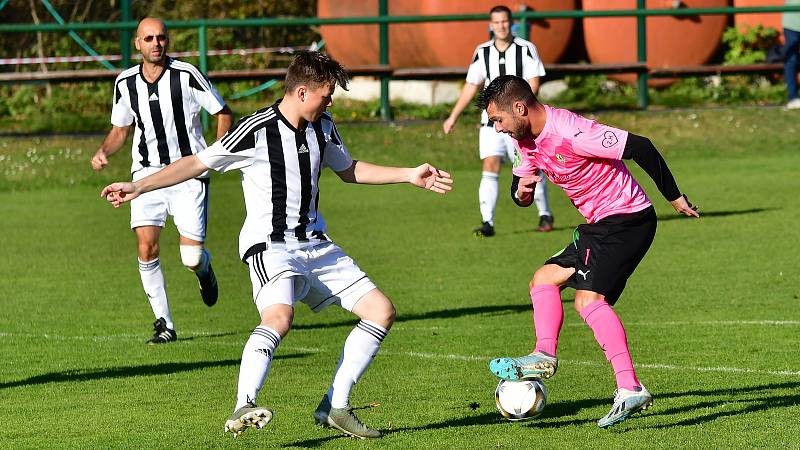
[335,161,453,194]
[91,126,130,171]
[100,155,210,207]
[443,83,480,134]
[622,134,699,218]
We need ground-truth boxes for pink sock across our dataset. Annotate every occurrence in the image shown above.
[531,285,563,357]
[579,300,640,391]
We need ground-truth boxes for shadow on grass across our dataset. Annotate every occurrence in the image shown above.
[293,303,533,331]
[290,380,800,443]
[656,207,774,222]
[180,330,241,341]
[0,353,308,389]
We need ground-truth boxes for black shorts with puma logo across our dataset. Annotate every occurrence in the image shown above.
[545,206,656,305]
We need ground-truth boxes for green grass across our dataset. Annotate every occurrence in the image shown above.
[1,107,799,448]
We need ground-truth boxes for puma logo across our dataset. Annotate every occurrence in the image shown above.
[577,269,591,280]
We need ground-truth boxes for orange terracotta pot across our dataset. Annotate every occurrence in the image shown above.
[318,0,575,68]
[317,0,430,67]
[734,0,784,43]
[583,0,729,86]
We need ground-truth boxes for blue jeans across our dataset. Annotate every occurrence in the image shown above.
[784,27,800,100]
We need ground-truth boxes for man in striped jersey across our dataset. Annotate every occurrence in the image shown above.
[91,18,233,344]
[100,51,453,439]
[443,5,553,237]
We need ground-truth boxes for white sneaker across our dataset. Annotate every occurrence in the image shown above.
[785,98,800,110]
[597,385,653,429]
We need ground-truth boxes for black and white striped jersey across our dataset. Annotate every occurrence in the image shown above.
[111,57,226,173]
[196,102,353,258]
[466,36,546,124]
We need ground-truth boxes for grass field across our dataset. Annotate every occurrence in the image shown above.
[1,106,799,449]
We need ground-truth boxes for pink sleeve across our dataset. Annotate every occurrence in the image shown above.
[511,143,538,177]
[563,112,628,160]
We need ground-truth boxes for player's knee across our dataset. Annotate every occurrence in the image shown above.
[355,292,395,329]
[138,242,159,261]
[259,304,294,337]
[573,292,604,313]
[531,265,564,287]
[179,245,204,270]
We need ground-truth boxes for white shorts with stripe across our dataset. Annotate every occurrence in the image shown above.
[245,241,377,313]
[479,125,516,161]
[130,166,209,242]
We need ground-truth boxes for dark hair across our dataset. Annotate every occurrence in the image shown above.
[476,75,537,111]
[489,5,512,20]
[284,50,349,92]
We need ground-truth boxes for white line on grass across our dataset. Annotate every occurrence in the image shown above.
[380,351,800,378]
[3,332,799,377]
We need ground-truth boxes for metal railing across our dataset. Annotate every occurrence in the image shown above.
[3,1,800,118]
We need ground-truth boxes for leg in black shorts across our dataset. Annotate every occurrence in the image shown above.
[545,206,657,305]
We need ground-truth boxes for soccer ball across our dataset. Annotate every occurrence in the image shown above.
[494,379,547,421]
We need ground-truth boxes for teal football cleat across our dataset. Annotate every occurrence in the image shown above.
[489,351,558,380]
[597,386,653,429]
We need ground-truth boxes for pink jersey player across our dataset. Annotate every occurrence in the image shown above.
[512,105,652,224]
[478,75,699,430]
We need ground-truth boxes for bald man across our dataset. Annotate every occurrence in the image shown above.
[91,18,233,344]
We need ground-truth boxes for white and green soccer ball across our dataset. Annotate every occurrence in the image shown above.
[494,378,547,421]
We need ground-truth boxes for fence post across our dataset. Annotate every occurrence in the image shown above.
[379,0,393,121]
[199,23,209,130]
[518,5,529,40]
[120,0,131,69]
[636,0,649,109]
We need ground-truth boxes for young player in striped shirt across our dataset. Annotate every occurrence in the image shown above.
[443,5,553,236]
[99,51,453,439]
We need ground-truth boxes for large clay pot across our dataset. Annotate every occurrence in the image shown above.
[734,0,784,42]
[318,0,576,68]
[318,0,432,67]
[583,0,729,85]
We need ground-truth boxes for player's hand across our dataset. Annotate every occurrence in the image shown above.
[91,150,108,171]
[100,182,139,208]
[410,163,453,194]
[670,194,699,218]
[442,117,456,135]
[516,175,542,202]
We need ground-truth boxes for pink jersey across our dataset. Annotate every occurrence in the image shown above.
[512,105,651,223]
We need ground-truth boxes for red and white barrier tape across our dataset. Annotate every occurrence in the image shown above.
[0,45,310,66]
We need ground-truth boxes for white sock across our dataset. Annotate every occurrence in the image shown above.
[195,249,211,276]
[478,171,499,225]
[138,258,173,330]
[327,320,388,409]
[235,326,281,410]
[533,172,551,217]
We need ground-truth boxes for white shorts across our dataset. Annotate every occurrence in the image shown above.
[245,241,377,313]
[130,166,209,242]
[479,125,516,161]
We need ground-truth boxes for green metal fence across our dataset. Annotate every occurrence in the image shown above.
[4,1,800,119]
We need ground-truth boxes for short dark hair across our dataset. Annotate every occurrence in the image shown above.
[489,5,512,20]
[284,50,349,92]
[476,75,537,111]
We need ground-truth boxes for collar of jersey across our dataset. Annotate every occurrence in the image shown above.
[271,98,310,133]
[138,56,171,86]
